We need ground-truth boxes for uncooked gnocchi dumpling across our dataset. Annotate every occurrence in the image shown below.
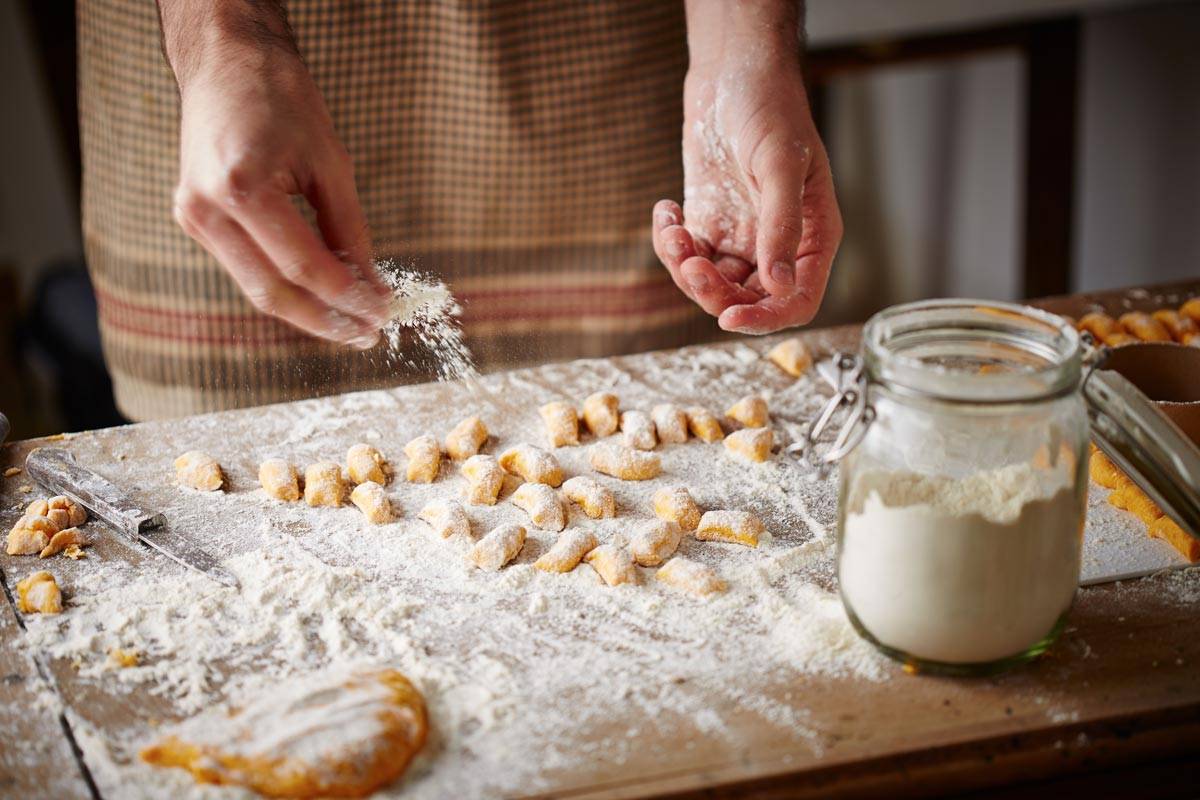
[6,514,58,556]
[41,496,87,529]
[652,486,701,531]
[590,443,660,481]
[621,410,657,450]
[404,436,442,483]
[534,529,598,572]
[696,510,764,547]
[461,455,505,505]
[417,498,470,539]
[444,416,489,460]
[767,337,813,377]
[347,444,391,485]
[724,428,773,463]
[468,523,526,570]
[539,402,580,448]
[656,557,727,596]
[582,392,620,437]
[685,407,724,443]
[584,544,637,586]
[725,395,769,428]
[304,462,346,507]
[259,459,301,502]
[350,481,394,524]
[174,451,224,491]
[651,404,688,444]
[561,476,616,519]
[629,519,682,567]
[511,482,566,531]
[498,444,564,487]
[16,570,62,614]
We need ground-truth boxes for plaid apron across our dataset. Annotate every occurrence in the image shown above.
[79,0,715,421]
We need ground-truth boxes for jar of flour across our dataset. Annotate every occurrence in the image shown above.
[802,300,1200,675]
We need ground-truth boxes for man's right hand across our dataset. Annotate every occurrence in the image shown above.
[159,0,390,348]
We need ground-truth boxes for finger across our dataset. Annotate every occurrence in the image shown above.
[753,136,811,296]
[713,255,755,286]
[653,199,683,232]
[306,152,391,300]
[653,222,703,301]
[680,256,763,317]
[231,189,391,328]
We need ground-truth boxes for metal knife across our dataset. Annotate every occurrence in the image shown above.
[24,447,239,589]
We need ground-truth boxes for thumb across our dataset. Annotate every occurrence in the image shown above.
[753,138,810,296]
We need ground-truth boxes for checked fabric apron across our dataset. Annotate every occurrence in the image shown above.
[79,0,717,420]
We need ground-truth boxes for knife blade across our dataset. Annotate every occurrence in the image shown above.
[24,447,239,589]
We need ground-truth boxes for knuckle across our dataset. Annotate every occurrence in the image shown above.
[245,285,281,315]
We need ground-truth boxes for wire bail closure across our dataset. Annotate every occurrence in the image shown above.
[785,353,875,479]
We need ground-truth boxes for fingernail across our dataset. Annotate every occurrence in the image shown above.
[770,261,796,286]
[656,209,680,227]
[666,240,685,258]
[686,270,711,292]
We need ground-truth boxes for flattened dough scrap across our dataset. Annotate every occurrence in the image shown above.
[40,527,88,559]
[562,476,616,518]
[590,443,660,481]
[657,557,727,596]
[469,523,526,570]
[696,510,764,547]
[534,529,598,572]
[175,451,224,491]
[141,667,427,799]
[511,482,566,531]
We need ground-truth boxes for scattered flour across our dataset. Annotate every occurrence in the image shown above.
[375,262,479,385]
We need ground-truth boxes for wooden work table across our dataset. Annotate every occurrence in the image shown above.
[2,282,1199,799]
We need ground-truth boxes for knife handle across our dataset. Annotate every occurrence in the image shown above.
[24,447,163,541]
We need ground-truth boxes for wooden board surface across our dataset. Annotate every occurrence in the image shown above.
[2,289,1199,799]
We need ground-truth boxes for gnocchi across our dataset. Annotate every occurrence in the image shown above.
[724,427,774,463]
[1108,483,1163,527]
[511,482,566,531]
[1118,311,1171,343]
[174,451,224,491]
[303,462,346,507]
[725,395,769,428]
[656,557,727,596]
[16,570,62,614]
[444,416,489,460]
[1088,448,1128,490]
[629,519,682,567]
[40,527,87,559]
[685,407,724,443]
[347,444,391,485]
[259,459,301,502]
[1150,516,1200,562]
[469,523,526,571]
[561,476,616,518]
[696,510,764,548]
[590,443,661,481]
[534,529,598,572]
[417,498,471,539]
[584,544,636,586]
[582,392,620,437]
[651,403,688,444]
[461,455,505,505]
[498,444,564,487]
[1152,309,1199,342]
[767,337,813,377]
[1077,312,1123,341]
[404,436,442,483]
[350,481,394,524]
[539,402,580,448]
[652,486,701,531]
[621,410,657,451]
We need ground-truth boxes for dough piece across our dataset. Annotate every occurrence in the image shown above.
[1103,331,1138,347]
[174,451,224,491]
[404,435,442,483]
[511,482,566,531]
[696,510,764,547]
[1088,448,1129,490]
[461,455,505,505]
[1118,311,1171,342]
[584,544,636,586]
[539,402,580,448]
[534,529,598,572]
[1152,309,1199,343]
[1149,516,1200,562]
[347,444,391,485]
[1076,312,1123,341]
[350,481,394,524]
[725,395,769,428]
[656,557,727,596]
[582,392,620,437]
[108,647,141,668]
[417,498,470,539]
[141,668,427,799]
[1181,298,1200,324]
[621,410,658,451]
[590,443,661,481]
[25,498,49,517]
[498,444,564,487]
[6,514,58,555]
[653,486,701,531]
[303,462,345,507]
[562,476,616,518]
[444,416,489,460]
[37,496,87,529]
[651,404,688,444]
[258,459,301,502]
[685,406,725,443]
[1108,483,1163,527]
[724,428,774,463]
[16,571,62,614]
[629,519,682,567]
[469,523,526,570]
[768,337,813,377]
[40,527,87,559]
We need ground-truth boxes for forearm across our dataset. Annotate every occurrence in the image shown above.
[155,0,300,90]
[684,0,803,68]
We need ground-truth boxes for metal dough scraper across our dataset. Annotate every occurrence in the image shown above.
[24,447,239,588]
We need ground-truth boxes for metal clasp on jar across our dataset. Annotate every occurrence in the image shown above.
[784,353,876,478]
